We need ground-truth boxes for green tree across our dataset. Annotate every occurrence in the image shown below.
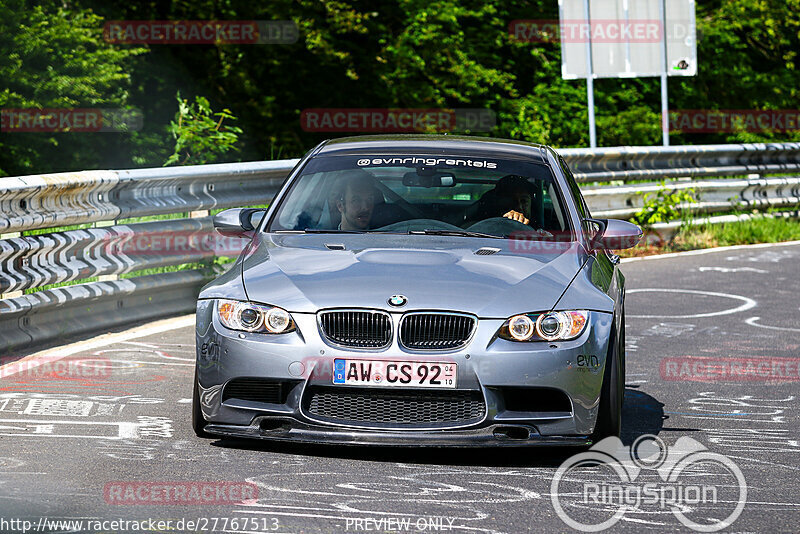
[0,0,147,176]
[4,0,800,176]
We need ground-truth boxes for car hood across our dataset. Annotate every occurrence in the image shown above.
[241,234,588,318]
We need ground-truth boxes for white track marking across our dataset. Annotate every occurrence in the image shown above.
[698,266,768,273]
[627,289,757,319]
[745,317,800,333]
[94,348,194,363]
[0,314,195,376]
[120,341,161,348]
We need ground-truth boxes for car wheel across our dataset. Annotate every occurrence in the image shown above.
[192,368,212,438]
[592,325,623,441]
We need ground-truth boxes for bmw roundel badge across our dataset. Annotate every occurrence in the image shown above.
[388,295,407,307]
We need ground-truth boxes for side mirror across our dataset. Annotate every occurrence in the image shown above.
[587,218,643,250]
[212,208,266,237]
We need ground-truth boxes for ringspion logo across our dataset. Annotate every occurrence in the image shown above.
[551,435,746,532]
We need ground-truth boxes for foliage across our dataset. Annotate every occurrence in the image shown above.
[631,183,697,228]
[2,0,800,173]
[0,0,146,176]
[165,93,242,166]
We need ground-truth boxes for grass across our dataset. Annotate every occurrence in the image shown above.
[619,214,800,257]
[679,216,800,247]
[22,223,95,236]
[23,277,99,295]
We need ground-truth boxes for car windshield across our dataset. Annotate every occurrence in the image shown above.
[267,154,573,239]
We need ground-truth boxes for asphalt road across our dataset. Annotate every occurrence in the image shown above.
[1,242,798,534]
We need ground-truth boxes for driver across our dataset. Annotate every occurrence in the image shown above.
[496,175,534,225]
[336,171,380,231]
[471,174,535,226]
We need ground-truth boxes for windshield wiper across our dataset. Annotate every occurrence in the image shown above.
[275,228,367,234]
[409,229,505,239]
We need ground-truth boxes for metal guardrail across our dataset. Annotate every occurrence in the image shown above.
[584,176,800,219]
[1,142,799,355]
[0,160,297,234]
[561,142,800,181]
[0,271,204,353]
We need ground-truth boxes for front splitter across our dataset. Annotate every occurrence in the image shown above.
[204,417,591,448]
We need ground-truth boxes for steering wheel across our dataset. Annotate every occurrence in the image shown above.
[374,219,465,233]
[466,217,553,237]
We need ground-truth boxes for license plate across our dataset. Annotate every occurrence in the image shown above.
[333,359,457,388]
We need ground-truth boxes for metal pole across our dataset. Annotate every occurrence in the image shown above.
[623,0,631,74]
[659,0,670,146]
[583,0,597,148]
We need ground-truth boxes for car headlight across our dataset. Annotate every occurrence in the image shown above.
[499,310,589,342]
[216,299,295,334]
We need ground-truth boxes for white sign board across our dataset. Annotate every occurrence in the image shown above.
[559,0,697,79]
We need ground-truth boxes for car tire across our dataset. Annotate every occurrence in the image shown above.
[192,368,212,438]
[592,323,623,441]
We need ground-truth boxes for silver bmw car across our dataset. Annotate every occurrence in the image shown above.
[193,135,642,447]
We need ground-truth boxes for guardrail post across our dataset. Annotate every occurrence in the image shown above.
[95,220,119,282]
[0,232,24,299]
[189,211,214,275]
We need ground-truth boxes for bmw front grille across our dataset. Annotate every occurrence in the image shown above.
[318,310,476,351]
[318,310,393,348]
[399,312,476,350]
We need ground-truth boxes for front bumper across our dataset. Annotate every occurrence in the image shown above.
[195,299,614,446]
